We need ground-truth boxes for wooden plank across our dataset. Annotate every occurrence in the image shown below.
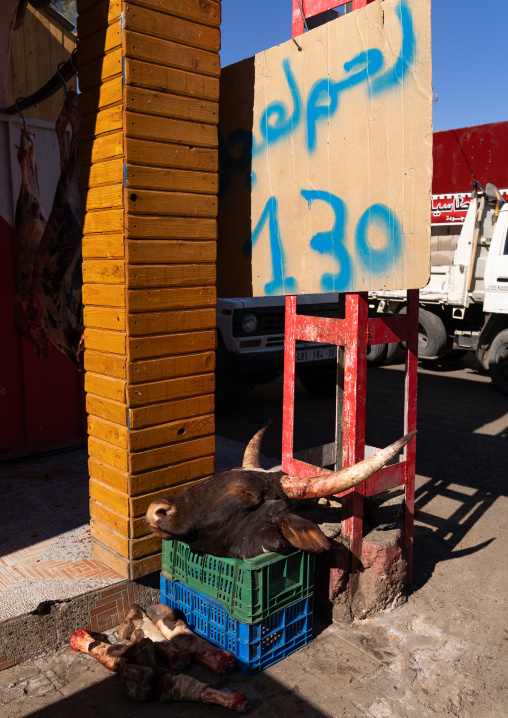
[127,373,215,407]
[125,111,218,148]
[35,10,51,120]
[88,416,128,450]
[130,414,214,452]
[80,108,123,140]
[127,286,216,312]
[131,534,162,560]
[127,240,216,264]
[128,329,215,361]
[86,394,128,426]
[125,165,217,194]
[131,554,161,579]
[84,306,126,331]
[84,328,127,355]
[126,215,216,240]
[82,158,124,188]
[23,8,39,119]
[126,189,217,218]
[84,350,126,379]
[78,48,123,91]
[129,395,214,431]
[127,264,215,289]
[10,12,26,101]
[48,17,64,124]
[77,0,103,14]
[90,500,129,536]
[83,283,126,307]
[124,59,219,101]
[85,373,126,403]
[123,31,219,78]
[124,4,220,53]
[80,133,124,164]
[85,184,123,212]
[129,459,212,497]
[125,138,217,171]
[83,233,124,259]
[83,209,124,235]
[91,540,130,579]
[130,436,214,475]
[127,308,215,336]
[90,520,129,558]
[89,437,129,472]
[83,259,125,284]
[125,86,218,125]
[127,0,220,27]
[128,351,215,384]
[79,77,123,117]
[77,0,122,41]
[77,21,122,67]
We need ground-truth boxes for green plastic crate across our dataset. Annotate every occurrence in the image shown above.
[161,540,314,624]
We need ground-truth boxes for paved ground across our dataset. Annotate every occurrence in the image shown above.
[1,354,507,717]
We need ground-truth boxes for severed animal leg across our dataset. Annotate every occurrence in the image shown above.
[146,603,235,674]
[160,673,248,713]
[117,604,190,670]
[70,628,132,672]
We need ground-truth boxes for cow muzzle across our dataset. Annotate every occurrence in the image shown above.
[145,499,176,538]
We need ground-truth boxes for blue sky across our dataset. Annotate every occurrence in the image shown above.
[220,0,508,132]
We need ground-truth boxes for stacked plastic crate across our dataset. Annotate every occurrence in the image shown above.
[160,540,314,674]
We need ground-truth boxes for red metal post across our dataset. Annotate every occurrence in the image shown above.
[282,296,298,472]
[292,0,375,37]
[404,289,419,583]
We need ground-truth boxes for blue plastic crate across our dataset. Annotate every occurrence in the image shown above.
[160,575,313,675]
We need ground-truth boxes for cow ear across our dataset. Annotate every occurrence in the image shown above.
[280,514,331,553]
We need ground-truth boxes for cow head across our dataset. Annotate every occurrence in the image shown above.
[146,426,416,559]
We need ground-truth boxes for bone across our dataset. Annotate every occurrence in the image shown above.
[242,419,272,468]
[146,603,235,674]
[117,605,190,670]
[70,629,132,672]
[280,431,417,498]
[160,673,248,713]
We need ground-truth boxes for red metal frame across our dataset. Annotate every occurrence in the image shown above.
[292,0,376,37]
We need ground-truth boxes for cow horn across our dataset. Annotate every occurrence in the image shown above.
[242,420,273,469]
[280,431,417,499]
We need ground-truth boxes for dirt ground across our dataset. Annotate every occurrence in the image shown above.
[1,355,507,717]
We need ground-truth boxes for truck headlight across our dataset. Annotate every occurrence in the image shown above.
[241,313,259,334]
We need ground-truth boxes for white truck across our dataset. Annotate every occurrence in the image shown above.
[369,181,508,394]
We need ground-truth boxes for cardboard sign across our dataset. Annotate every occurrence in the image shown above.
[218,0,432,297]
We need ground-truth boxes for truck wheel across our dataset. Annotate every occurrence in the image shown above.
[417,309,447,359]
[488,329,508,395]
[383,342,399,364]
[367,344,387,366]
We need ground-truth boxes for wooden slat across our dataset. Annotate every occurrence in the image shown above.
[126,215,216,240]
[86,394,128,426]
[83,260,125,284]
[127,0,220,27]
[80,108,123,140]
[85,373,126,403]
[80,77,123,116]
[127,264,215,288]
[126,189,217,217]
[85,350,127,379]
[83,233,125,259]
[125,111,217,148]
[127,373,214,407]
[126,138,217,171]
[128,308,215,336]
[80,133,124,164]
[85,327,127,355]
[85,184,124,211]
[89,457,128,491]
[124,59,219,101]
[77,21,122,67]
[130,414,214,452]
[129,459,212,496]
[124,5,220,53]
[90,520,129,558]
[128,329,215,361]
[77,0,122,40]
[83,283,126,307]
[83,209,124,235]
[88,416,129,450]
[91,540,131,579]
[127,240,216,264]
[128,393,214,429]
[131,533,162,559]
[126,86,218,125]
[128,286,215,312]
[77,0,104,16]
[89,437,129,472]
[84,305,126,331]
[130,435,214,474]
[125,165,217,194]
[82,158,124,188]
[124,31,219,78]
[128,351,215,384]
[131,553,162,578]
[90,499,129,536]
[23,8,39,119]
[78,48,123,91]
[35,11,51,120]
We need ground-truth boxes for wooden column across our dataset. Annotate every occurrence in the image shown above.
[77,0,220,578]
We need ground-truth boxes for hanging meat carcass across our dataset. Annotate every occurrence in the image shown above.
[33,89,84,367]
[13,129,50,356]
